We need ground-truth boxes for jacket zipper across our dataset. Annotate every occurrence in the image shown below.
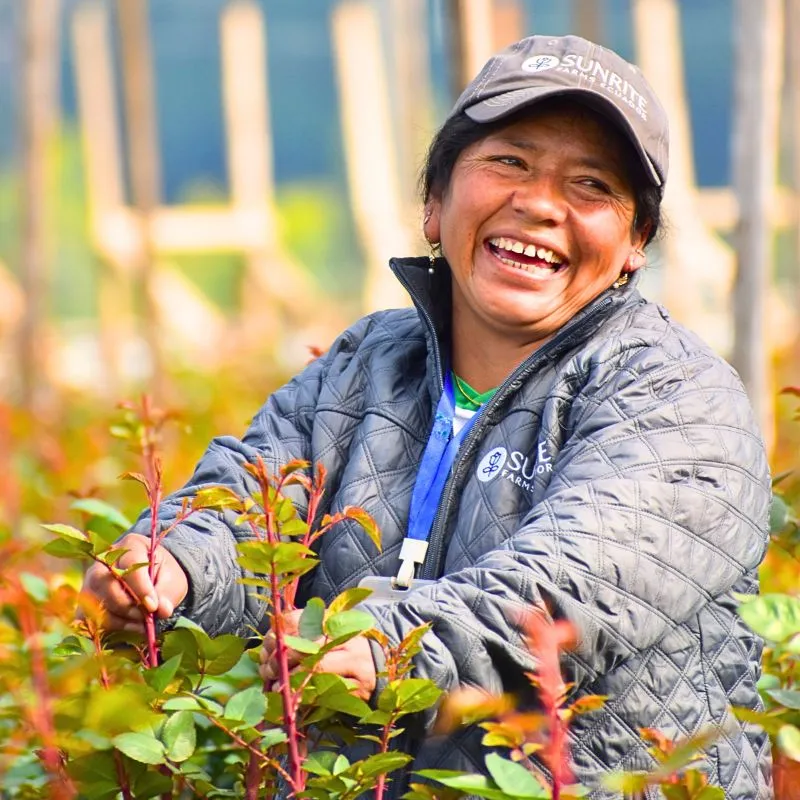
[415,295,614,581]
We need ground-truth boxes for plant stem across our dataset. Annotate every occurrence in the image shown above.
[373,714,398,800]
[90,625,134,800]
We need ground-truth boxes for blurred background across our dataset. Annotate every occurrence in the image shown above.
[1,0,800,537]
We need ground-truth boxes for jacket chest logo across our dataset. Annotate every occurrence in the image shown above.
[476,443,553,492]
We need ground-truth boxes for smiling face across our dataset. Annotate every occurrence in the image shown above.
[424,101,650,352]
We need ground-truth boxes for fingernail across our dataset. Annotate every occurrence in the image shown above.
[162,599,174,617]
[143,595,158,613]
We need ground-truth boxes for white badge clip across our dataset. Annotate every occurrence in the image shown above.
[394,537,429,589]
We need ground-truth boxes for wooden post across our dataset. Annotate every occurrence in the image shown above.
[454,0,495,91]
[493,0,525,50]
[388,0,435,224]
[632,0,735,356]
[731,0,784,442]
[332,1,413,312]
[72,1,133,394]
[571,0,604,43]
[787,0,800,301]
[115,0,165,395]
[220,0,318,338]
[18,0,60,411]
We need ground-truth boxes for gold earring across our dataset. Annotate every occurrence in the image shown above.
[428,240,439,275]
[612,273,629,289]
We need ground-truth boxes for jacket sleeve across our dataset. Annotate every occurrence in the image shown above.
[128,340,346,637]
[361,344,771,724]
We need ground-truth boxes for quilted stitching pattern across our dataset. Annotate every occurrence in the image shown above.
[133,263,772,798]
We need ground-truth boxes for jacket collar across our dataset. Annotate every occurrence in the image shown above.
[389,255,642,391]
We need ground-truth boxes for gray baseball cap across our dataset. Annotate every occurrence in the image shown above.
[450,34,669,189]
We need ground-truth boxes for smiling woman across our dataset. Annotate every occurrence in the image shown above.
[82,34,772,799]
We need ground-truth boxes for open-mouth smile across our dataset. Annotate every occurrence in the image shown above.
[486,237,568,276]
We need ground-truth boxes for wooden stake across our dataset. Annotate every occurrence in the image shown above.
[18,0,60,412]
[571,0,604,43]
[731,0,783,443]
[115,0,165,395]
[787,0,800,299]
[332,1,412,312]
[493,0,525,50]
[72,1,133,394]
[632,0,735,355]
[455,0,495,91]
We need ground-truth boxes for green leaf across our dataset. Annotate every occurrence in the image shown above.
[192,486,244,512]
[767,689,800,710]
[299,597,326,639]
[342,507,382,552]
[162,710,196,762]
[281,518,310,537]
[316,691,372,719]
[143,654,183,693]
[485,753,544,798]
[601,771,649,793]
[731,706,786,736]
[113,732,167,765]
[324,609,375,640]
[43,537,93,559]
[162,696,203,712]
[416,770,523,799]
[260,728,288,750]
[284,634,321,655]
[198,633,246,676]
[41,522,88,541]
[358,752,413,778]
[770,494,794,533]
[161,628,200,673]
[692,788,725,800]
[328,587,374,615]
[224,687,266,726]
[304,750,340,776]
[19,573,49,603]
[778,724,800,761]
[394,678,443,715]
[130,770,173,799]
[738,594,800,642]
[70,498,132,530]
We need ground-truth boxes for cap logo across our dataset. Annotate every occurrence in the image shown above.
[522,55,560,73]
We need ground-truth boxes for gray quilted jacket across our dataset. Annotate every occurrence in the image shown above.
[140,257,772,798]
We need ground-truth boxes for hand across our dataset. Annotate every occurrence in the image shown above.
[80,533,189,631]
[259,609,377,701]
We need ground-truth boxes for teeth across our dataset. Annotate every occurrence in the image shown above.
[497,254,559,276]
[489,237,564,266]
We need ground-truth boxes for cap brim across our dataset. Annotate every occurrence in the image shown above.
[464,86,663,188]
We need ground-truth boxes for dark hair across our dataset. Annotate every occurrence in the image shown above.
[420,103,663,246]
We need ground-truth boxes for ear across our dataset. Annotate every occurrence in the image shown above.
[423,197,442,246]
[623,223,651,273]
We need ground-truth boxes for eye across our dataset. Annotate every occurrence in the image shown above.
[489,154,526,169]
[576,177,613,194]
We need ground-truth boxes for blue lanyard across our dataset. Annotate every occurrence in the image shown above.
[407,373,482,544]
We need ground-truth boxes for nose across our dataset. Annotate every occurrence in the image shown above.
[510,173,567,226]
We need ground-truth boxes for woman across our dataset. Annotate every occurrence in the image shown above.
[83,35,772,798]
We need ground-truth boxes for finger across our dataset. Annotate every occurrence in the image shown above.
[260,634,275,664]
[101,611,141,632]
[316,651,375,700]
[118,558,158,613]
[150,548,189,613]
[259,659,277,682]
[83,566,145,619]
